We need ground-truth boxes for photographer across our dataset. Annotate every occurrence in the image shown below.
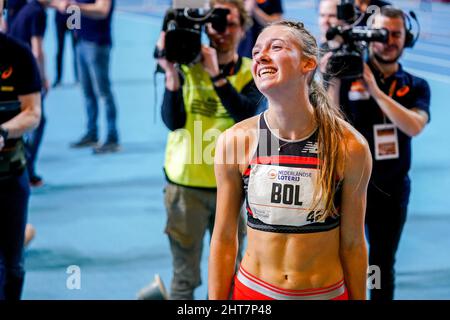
[330,6,431,300]
[318,0,344,85]
[318,0,339,44]
[156,0,263,299]
[0,0,42,300]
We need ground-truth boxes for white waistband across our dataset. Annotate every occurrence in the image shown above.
[236,267,346,300]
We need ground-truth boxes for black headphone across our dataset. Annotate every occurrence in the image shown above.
[404,10,420,48]
[2,0,8,13]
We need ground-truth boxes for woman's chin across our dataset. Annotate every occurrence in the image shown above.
[256,79,284,96]
[256,77,275,89]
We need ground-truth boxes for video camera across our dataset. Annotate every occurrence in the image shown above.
[325,0,388,79]
[154,0,230,65]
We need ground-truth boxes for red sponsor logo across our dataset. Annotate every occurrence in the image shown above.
[268,169,277,179]
[1,66,13,80]
[396,85,410,97]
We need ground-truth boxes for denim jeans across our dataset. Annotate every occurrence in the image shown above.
[76,40,118,142]
[0,169,30,300]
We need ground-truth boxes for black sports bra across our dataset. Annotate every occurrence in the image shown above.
[242,113,341,234]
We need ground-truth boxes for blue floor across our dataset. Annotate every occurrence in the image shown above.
[22,0,450,299]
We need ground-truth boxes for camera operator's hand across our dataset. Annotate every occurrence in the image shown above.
[156,32,180,91]
[362,63,381,99]
[244,0,256,14]
[156,32,175,73]
[319,51,333,74]
[201,45,220,78]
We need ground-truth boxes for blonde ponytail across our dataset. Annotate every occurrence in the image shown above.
[309,79,344,218]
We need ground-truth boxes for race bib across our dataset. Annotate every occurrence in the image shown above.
[247,164,326,226]
[373,123,399,160]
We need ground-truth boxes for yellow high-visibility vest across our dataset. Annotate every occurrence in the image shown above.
[164,58,253,188]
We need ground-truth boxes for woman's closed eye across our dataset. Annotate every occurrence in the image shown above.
[271,44,282,50]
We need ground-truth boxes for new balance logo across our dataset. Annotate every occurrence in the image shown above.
[302,142,318,154]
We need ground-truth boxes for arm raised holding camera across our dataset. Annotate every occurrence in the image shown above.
[362,64,428,137]
[157,32,181,91]
[156,31,186,131]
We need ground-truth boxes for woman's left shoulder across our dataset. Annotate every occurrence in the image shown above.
[338,119,370,159]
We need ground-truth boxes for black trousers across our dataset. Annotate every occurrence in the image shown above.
[365,177,410,301]
[0,170,30,300]
[55,12,78,83]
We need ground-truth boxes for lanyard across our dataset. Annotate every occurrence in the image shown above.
[388,79,397,98]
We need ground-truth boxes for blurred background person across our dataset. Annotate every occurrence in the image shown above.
[318,0,339,44]
[65,0,120,154]
[8,0,50,187]
[1,0,26,31]
[0,0,42,299]
[52,10,79,87]
[7,0,55,252]
[238,0,283,58]
[355,0,391,26]
[317,0,346,94]
[330,6,431,300]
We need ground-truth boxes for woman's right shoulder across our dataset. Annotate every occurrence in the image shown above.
[232,114,260,131]
[216,115,261,168]
[221,114,260,141]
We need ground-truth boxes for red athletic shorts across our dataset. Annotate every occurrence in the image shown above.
[232,265,349,300]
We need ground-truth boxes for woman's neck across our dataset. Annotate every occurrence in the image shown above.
[265,89,316,140]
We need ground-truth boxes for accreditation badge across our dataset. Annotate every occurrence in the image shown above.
[373,124,399,160]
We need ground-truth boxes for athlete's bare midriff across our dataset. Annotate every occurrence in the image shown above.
[240,226,344,290]
[232,115,345,290]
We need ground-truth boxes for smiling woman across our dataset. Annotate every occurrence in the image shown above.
[208,20,373,300]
